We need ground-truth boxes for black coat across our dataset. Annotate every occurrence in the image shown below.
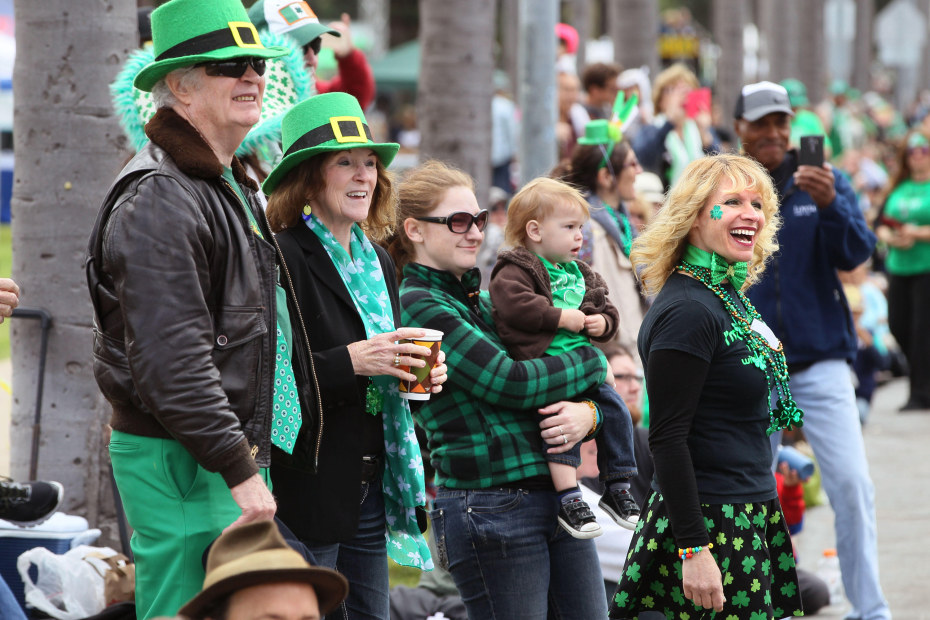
[271,223,399,544]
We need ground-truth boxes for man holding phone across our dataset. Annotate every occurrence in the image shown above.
[733,81,891,620]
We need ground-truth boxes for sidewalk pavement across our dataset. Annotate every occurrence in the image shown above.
[795,376,929,619]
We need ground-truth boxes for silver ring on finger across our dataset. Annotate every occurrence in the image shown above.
[562,434,568,445]
[393,354,401,366]
[557,425,563,435]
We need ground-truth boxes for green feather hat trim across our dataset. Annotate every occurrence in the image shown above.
[110,30,313,160]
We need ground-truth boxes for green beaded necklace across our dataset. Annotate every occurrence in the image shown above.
[677,245,803,434]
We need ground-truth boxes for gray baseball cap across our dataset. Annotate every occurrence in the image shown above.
[734,81,795,122]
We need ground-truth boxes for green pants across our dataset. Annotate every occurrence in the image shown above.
[109,430,270,620]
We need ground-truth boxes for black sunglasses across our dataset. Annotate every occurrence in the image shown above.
[197,57,266,78]
[415,210,489,233]
[302,38,323,56]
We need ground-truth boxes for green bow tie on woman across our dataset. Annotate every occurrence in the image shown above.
[681,245,748,289]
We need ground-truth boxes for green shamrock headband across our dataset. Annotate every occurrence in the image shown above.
[578,92,640,171]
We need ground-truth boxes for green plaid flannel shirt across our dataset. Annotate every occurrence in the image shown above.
[399,263,608,489]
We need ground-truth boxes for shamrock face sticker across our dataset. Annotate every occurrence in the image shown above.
[710,204,723,220]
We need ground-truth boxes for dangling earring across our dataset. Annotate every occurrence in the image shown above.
[302,204,312,221]
[710,205,722,220]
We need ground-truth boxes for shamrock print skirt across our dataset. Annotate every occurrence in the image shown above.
[609,491,803,619]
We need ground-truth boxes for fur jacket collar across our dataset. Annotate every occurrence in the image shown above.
[144,107,258,192]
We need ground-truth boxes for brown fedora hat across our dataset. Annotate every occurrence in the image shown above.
[179,520,348,619]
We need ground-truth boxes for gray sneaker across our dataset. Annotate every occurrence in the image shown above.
[557,498,603,539]
[598,488,640,530]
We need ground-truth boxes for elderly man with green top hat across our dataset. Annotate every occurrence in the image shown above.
[85,0,323,617]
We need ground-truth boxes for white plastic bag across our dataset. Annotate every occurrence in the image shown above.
[16,544,118,619]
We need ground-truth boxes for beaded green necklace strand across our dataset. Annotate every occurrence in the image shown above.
[677,246,803,434]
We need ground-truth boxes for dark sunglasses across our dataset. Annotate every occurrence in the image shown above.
[415,209,489,233]
[908,145,930,156]
[302,38,323,56]
[197,57,266,78]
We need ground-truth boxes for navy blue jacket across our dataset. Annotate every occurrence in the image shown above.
[747,151,876,367]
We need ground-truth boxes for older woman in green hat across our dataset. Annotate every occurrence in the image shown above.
[86,0,309,618]
[262,92,445,619]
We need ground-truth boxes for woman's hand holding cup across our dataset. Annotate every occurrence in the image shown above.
[347,328,431,381]
[396,328,444,400]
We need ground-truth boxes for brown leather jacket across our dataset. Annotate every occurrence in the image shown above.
[86,108,320,487]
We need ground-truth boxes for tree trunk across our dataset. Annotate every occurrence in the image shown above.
[518,0,558,184]
[568,0,592,73]
[712,0,745,129]
[798,0,826,104]
[417,0,496,204]
[11,0,136,546]
[359,0,390,60]
[608,0,659,79]
[852,0,874,92]
[499,0,521,98]
[763,0,803,82]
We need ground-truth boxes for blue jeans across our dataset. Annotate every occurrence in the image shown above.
[304,481,389,620]
[431,487,608,619]
[0,575,26,620]
[544,384,638,482]
[770,360,890,620]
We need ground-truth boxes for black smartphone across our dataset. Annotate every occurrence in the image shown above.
[798,135,825,167]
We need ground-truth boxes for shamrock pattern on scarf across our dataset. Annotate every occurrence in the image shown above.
[306,214,432,570]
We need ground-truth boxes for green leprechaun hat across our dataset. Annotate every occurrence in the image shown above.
[134,0,290,92]
[262,92,399,194]
[249,0,340,48]
[576,119,613,146]
[111,30,313,160]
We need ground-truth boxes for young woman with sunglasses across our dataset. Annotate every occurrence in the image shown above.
[262,93,446,620]
[388,160,611,619]
[876,129,930,410]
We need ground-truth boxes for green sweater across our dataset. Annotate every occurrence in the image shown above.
[399,262,608,489]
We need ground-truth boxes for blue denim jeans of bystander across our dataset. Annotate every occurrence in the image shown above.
[770,359,891,620]
[431,486,608,619]
[304,481,390,620]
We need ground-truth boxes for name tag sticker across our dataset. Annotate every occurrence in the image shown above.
[751,318,780,349]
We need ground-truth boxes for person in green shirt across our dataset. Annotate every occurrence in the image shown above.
[875,130,930,410]
[487,177,641,542]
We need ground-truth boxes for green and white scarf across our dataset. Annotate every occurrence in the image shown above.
[305,214,432,570]
[664,117,704,186]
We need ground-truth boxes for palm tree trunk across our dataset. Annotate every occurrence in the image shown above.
[852,0,874,93]
[609,0,659,79]
[418,0,496,203]
[713,0,745,126]
[11,0,135,544]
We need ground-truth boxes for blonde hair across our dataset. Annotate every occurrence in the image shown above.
[387,160,475,281]
[652,63,699,112]
[631,153,780,297]
[504,177,589,248]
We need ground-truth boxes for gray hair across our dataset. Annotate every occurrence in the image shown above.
[151,65,203,109]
